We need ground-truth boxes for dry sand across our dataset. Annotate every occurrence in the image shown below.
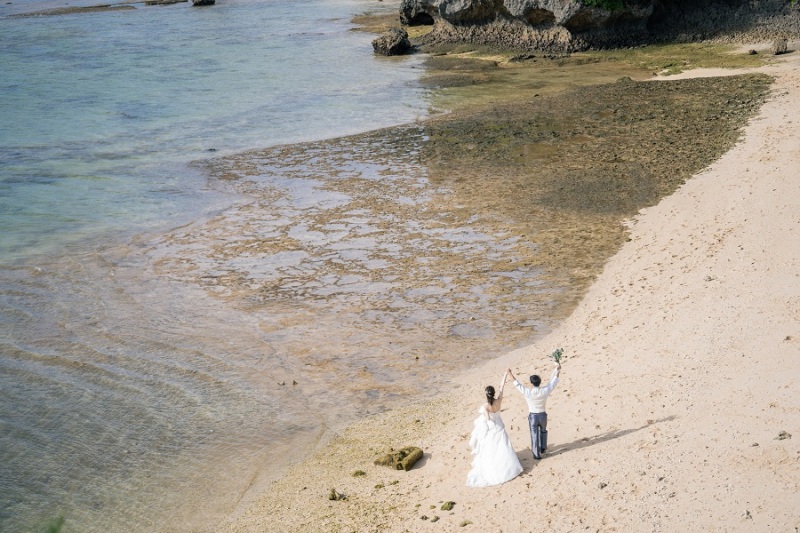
[222,49,800,532]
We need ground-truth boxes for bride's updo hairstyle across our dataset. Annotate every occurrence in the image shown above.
[485,385,496,405]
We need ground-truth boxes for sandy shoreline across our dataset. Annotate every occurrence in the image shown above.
[221,49,800,532]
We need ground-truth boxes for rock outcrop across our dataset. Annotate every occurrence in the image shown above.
[372,27,414,55]
[400,0,800,53]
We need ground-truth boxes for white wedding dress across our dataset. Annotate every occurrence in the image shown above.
[466,405,523,487]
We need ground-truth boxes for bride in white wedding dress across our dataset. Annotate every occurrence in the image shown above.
[466,371,524,487]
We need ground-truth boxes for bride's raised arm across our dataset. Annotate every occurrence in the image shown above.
[491,371,508,411]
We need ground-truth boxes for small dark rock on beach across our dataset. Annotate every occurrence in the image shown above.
[772,38,789,55]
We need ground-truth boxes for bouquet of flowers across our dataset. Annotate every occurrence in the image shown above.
[549,348,563,364]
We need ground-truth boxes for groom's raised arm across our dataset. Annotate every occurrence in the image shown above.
[542,364,561,393]
[508,369,526,394]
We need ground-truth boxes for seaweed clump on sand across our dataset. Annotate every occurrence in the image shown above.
[374,446,424,471]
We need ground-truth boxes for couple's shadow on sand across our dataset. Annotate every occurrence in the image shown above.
[515,415,677,470]
[407,415,676,471]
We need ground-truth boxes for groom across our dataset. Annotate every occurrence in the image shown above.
[507,361,561,460]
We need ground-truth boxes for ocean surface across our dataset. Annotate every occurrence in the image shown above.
[0,1,437,530]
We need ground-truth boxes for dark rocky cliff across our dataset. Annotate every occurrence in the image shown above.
[400,0,800,52]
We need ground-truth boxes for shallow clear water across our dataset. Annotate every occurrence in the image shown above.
[0,1,433,531]
[0,0,428,259]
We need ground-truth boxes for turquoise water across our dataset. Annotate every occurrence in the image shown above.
[0,0,428,259]
[0,1,432,531]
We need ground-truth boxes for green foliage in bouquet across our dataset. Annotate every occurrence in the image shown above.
[549,348,563,363]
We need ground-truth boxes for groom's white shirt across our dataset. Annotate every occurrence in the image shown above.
[513,368,559,413]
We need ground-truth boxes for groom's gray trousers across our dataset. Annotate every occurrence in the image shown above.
[528,412,547,459]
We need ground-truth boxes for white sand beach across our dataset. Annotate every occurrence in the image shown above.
[222,48,800,533]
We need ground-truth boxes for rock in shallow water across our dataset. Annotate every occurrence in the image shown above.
[372,28,413,56]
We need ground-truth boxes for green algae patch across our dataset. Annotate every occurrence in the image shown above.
[419,42,771,113]
[589,42,770,75]
[416,72,772,307]
[421,51,647,111]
